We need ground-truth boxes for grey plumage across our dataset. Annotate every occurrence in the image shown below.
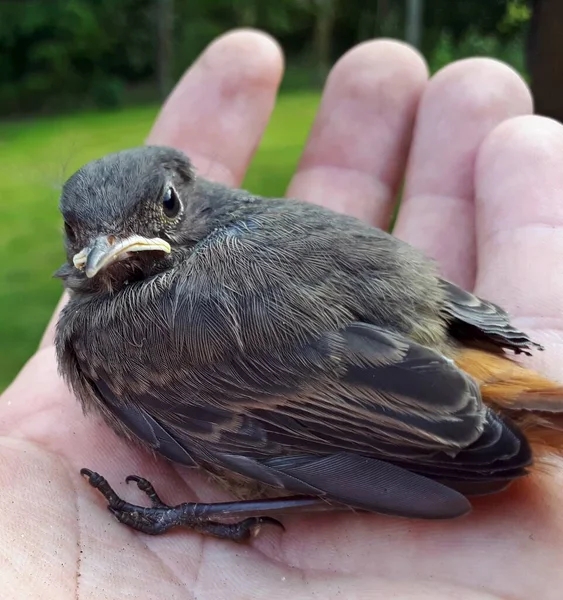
[54,146,540,531]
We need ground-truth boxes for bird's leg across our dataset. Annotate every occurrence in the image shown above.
[80,468,330,543]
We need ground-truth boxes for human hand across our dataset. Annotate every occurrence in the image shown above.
[1,29,562,599]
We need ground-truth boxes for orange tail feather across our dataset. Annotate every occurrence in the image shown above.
[454,348,563,460]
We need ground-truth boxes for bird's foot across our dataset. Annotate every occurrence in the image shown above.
[80,468,284,542]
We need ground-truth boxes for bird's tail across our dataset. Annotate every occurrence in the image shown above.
[455,348,563,462]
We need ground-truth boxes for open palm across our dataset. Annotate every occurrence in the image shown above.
[2,30,562,599]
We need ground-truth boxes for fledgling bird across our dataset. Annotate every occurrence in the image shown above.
[54,145,563,543]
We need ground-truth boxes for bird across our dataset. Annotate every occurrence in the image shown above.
[54,145,563,543]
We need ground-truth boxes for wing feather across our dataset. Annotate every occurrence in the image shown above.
[442,279,543,355]
[85,322,532,519]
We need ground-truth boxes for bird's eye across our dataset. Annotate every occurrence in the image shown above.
[162,186,181,219]
[64,221,76,243]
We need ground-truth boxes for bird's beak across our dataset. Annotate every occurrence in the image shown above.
[73,234,171,278]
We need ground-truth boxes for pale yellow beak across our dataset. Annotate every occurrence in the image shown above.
[73,234,171,278]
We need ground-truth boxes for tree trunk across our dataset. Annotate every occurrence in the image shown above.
[157,0,174,100]
[313,0,337,82]
[358,0,389,40]
[378,0,390,22]
[404,0,424,49]
[528,0,563,122]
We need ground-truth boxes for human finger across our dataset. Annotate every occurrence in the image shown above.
[473,115,563,380]
[394,59,532,288]
[287,39,427,227]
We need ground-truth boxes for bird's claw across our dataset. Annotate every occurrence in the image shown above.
[80,468,284,542]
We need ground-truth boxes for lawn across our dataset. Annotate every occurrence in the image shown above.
[0,91,321,389]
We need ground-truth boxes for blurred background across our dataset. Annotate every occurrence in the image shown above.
[0,0,559,389]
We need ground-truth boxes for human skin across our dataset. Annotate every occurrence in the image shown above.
[1,29,562,600]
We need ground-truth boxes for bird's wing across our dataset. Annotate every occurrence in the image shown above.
[85,321,532,520]
[441,279,543,355]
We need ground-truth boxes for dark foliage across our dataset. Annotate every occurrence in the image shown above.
[0,0,530,116]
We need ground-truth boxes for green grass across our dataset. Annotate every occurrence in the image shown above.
[0,91,321,389]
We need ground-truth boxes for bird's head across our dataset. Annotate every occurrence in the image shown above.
[56,146,213,293]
